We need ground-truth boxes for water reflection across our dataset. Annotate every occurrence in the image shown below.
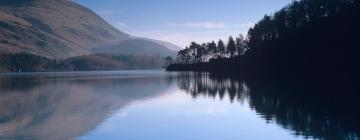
[175,72,250,103]
[0,72,171,140]
[0,71,359,140]
[175,72,360,140]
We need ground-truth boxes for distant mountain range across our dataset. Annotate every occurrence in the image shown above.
[0,0,180,59]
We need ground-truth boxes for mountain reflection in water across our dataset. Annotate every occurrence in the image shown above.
[0,71,171,140]
[0,71,358,140]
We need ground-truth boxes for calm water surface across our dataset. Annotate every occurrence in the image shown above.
[0,70,358,140]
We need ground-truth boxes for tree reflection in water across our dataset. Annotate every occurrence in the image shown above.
[175,72,250,104]
[175,72,360,140]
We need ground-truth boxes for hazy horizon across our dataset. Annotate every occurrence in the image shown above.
[76,0,291,47]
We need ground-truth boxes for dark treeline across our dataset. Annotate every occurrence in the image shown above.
[0,53,166,72]
[168,0,360,82]
[176,34,248,64]
[173,72,360,140]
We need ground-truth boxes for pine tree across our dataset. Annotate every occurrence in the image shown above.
[227,36,236,58]
[218,39,226,58]
[236,34,246,55]
[207,41,217,59]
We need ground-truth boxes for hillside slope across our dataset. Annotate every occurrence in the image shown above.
[91,38,178,57]
[0,0,180,59]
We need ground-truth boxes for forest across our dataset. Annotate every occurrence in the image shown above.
[0,53,166,72]
[167,0,360,82]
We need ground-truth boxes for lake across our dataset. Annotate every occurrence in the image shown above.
[0,70,358,140]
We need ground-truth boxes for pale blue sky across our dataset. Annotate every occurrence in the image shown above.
[75,0,291,47]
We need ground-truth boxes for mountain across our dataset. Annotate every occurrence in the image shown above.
[0,0,180,59]
[91,37,179,57]
[137,37,181,52]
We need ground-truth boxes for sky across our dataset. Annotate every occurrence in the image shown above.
[75,0,291,47]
